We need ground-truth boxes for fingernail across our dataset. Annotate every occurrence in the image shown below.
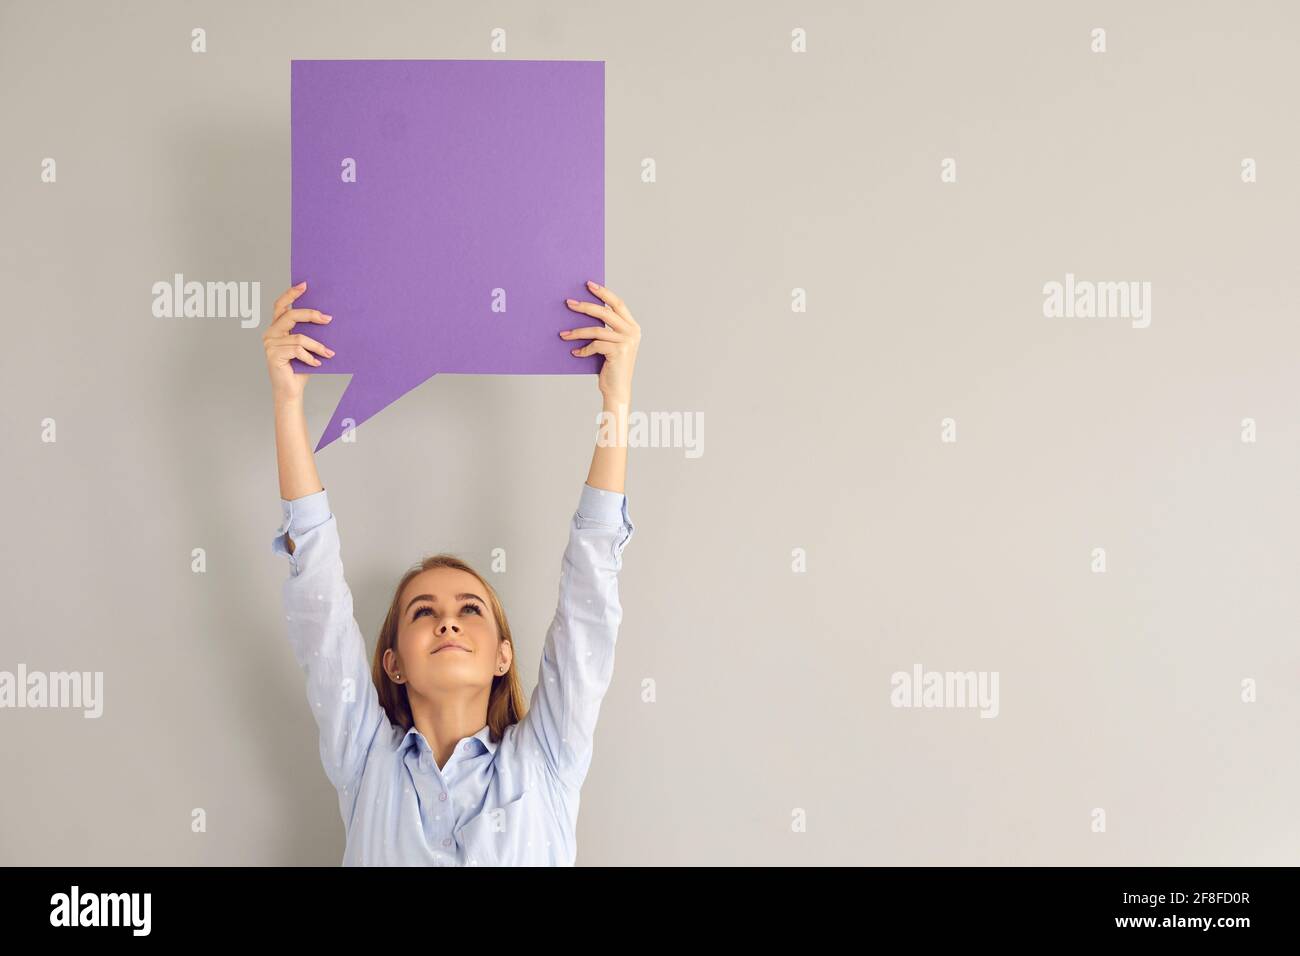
[559,330,569,337]
[322,313,333,321]
[571,348,580,355]
[586,280,598,289]
[326,349,335,356]
[296,281,306,289]
[565,298,576,305]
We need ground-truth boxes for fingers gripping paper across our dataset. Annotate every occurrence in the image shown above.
[290,59,605,452]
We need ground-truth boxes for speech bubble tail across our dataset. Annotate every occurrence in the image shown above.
[313,369,440,453]
[314,376,368,453]
[314,425,343,454]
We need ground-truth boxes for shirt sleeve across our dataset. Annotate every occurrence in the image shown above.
[271,488,392,812]
[520,481,636,793]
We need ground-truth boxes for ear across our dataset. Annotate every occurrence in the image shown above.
[497,639,513,674]
[383,648,401,682]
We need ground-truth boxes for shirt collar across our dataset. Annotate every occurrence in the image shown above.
[400,722,498,758]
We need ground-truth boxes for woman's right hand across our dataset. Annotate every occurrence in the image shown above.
[263,281,335,403]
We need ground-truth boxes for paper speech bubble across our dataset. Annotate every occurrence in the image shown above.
[290,59,604,452]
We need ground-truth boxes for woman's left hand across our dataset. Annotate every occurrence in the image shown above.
[562,280,641,402]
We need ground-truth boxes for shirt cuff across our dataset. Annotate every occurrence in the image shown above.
[271,488,332,559]
[577,482,628,527]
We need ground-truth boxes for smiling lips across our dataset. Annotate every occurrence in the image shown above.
[433,642,469,654]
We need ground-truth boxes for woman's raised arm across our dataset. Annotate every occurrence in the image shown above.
[263,284,390,816]
[560,280,641,495]
[515,281,642,792]
[263,281,333,505]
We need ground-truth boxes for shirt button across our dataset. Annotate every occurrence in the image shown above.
[442,838,452,847]
[439,792,448,801]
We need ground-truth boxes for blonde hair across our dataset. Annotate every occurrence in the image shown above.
[372,553,527,743]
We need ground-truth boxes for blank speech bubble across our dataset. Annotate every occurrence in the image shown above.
[290,59,604,452]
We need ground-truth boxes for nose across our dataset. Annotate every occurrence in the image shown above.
[438,621,460,635]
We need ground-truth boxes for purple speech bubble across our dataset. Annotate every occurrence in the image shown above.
[290,59,604,452]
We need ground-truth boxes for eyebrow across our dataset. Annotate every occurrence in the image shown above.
[404,592,488,618]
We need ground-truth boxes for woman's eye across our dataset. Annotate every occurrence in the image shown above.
[414,604,480,619]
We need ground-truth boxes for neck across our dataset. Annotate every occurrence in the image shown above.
[406,687,490,770]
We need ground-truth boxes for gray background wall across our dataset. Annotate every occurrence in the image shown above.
[2,0,1297,865]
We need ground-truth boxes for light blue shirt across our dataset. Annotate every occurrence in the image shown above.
[271,481,635,866]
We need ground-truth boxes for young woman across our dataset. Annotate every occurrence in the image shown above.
[264,279,640,866]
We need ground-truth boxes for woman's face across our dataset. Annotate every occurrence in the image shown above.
[387,566,510,695]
